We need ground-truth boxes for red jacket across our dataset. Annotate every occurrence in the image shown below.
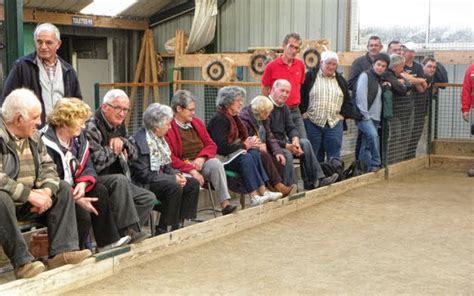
[165,117,217,173]
[461,64,474,113]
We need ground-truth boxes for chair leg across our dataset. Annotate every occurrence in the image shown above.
[207,183,218,218]
[149,213,155,236]
[240,194,245,209]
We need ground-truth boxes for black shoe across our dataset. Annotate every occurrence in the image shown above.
[303,181,315,190]
[319,173,339,187]
[171,223,182,231]
[154,226,168,236]
[222,204,237,215]
[127,229,149,243]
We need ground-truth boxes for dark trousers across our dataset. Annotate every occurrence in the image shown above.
[259,150,283,186]
[97,174,155,233]
[225,149,268,192]
[75,183,121,249]
[149,177,199,227]
[0,181,78,268]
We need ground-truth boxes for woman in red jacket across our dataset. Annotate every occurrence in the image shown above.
[165,90,237,215]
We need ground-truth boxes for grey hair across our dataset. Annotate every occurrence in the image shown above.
[389,54,405,69]
[103,89,128,104]
[321,51,339,64]
[283,32,302,45]
[171,90,196,112]
[2,88,42,123]
[34,23,60,41]
[216,86,246,108]
[272,79,291,91]
[143,103,174,130]
[250,96,273,116]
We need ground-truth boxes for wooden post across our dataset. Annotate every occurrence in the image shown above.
[173,30,186,93]
[143,31,151,108]
[127,29,162,126]
[149,32,160,103]
[127,31,147,126]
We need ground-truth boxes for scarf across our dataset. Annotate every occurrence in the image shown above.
[217,106,248,144]
[146,129,171,171]
[175,118,193,130]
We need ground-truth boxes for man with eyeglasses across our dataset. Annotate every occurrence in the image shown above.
[164,90,238,215]
[262,32,307,139]
[85,89,155,243]
[1,23,82,124]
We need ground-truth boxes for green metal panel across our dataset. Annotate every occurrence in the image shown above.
[94,83,100,109]
[4,0,23,73]
[23,24,36,55]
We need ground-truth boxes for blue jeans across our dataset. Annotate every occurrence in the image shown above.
[304,119,343,162]
[225,149,268,193]
[357,119,381,170]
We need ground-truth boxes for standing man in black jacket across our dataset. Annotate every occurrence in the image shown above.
[1,23,82,124]
[348,36,384,90]
[347,36,384,159]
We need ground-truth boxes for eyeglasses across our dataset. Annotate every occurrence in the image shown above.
[106,103,130,114]
[287,44,301,53]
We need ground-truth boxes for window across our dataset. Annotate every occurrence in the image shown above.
[351,0,474,51]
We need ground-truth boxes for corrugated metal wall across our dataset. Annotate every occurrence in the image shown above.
[218,0,348,52]
[151,0,348,119]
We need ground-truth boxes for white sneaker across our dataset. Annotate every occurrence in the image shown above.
[250,195,270,207]
[264,190,283,201]
[97,235,131,252]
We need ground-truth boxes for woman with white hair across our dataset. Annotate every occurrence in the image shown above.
[131,103,200,235]
[300,50,362,162]
[239,95,295,197]
[207,86,282,207]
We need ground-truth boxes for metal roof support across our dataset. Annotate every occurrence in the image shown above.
[4,0,24,73]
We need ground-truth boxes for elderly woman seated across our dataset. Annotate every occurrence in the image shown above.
[239,96,295,197]
[41,98,130,251]
[131,103,199,235]
[165,90,237,215]
[42,98,130,251]
[207,86,282,207]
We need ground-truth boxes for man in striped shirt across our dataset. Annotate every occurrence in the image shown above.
[0,88,90,279]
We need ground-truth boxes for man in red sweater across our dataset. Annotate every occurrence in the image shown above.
[461,64,474,177]
[262,32,307,139]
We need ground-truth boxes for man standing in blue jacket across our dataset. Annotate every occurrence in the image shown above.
[1,23,82,123]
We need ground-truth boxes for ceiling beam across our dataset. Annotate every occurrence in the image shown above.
[0,6,149,31]
[149,0,194,27]
[149,0,227,28]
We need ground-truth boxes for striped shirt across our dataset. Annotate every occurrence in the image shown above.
[15,139,36,189]
[307,70,344,128]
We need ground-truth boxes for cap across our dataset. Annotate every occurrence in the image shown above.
[403,42,416,52]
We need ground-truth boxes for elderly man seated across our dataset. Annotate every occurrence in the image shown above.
[85,89,155,243]
[268,80,338,190]
[165,90,237,215]
[0,89,91,279]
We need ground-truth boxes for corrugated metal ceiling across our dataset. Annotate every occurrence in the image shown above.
[0,0,174,18]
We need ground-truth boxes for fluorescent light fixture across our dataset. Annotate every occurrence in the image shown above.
[80,0,137,17]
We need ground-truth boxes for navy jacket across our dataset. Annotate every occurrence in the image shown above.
[1,52,82,123]
[130,127,178,187]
